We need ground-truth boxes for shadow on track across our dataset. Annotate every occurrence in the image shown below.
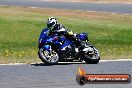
[31,62,88,66]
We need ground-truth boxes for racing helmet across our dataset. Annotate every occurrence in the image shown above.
[46,17,57,29]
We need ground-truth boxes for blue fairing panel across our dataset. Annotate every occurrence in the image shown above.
[77,33,88,41]
[60,40,73,49]
[39,28,49,43]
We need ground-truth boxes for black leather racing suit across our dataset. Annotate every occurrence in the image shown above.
[48,24,81,47]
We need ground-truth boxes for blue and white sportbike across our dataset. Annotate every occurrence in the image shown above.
[38,28,100,64]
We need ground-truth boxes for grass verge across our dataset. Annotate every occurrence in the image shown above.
[0,6,132,63]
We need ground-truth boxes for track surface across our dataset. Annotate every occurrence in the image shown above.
[0,0,132,14]
[0,0,132,88]
[0,61,131,88]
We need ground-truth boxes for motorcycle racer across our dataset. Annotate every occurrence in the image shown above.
[38,17,100,64]
[40,17,82,47]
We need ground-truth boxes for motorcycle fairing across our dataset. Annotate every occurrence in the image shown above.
[76,33,88,41]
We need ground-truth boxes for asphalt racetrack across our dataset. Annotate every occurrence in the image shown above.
[0,60,132,88]
[0,0,132,14]
[0,0,132,88]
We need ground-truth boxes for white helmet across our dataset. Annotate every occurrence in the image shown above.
[46,17,57,29]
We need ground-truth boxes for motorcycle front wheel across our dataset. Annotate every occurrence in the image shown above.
[38,48,59,64]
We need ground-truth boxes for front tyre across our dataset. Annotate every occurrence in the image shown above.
[38,48,59,64]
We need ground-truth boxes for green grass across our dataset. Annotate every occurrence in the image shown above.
[0,6,132,63]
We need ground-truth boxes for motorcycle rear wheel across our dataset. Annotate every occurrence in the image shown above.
[83,47,100,64]
[84,57,100,64]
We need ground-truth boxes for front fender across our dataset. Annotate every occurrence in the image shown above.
[43,45,51,52]
[39,44,51,52]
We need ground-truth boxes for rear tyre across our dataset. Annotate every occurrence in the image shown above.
[38,48,59,65]
[84,57,100,64]
[83,47,100,64]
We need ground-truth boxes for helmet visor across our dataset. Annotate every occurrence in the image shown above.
[47,22,55,28]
